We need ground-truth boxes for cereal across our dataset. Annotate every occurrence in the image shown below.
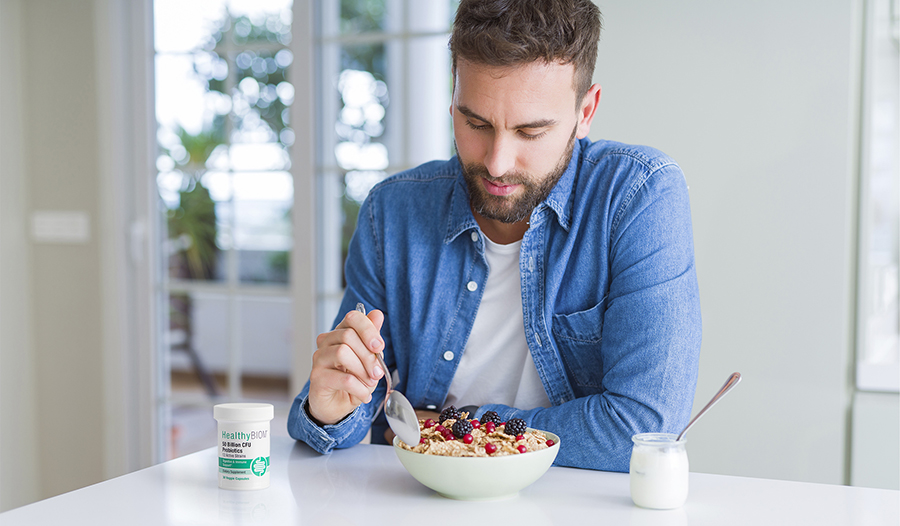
[397,413,552,457]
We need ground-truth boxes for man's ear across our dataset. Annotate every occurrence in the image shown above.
[449,66,457,117]
[575,83,601,139]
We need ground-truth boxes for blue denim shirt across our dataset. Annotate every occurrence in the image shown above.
[288,138,701,472]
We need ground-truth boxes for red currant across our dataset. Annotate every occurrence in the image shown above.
[446,434,456,441]
[419,437,426,444]
[471,420,480,429]
[516,434,524,441]
[463,434,474,444]
[435,425,445,433]
[485,443,497,454]
[424,419,435,428]
[546,439,555,447]
[517,445,527,454]
[484,422,496,433]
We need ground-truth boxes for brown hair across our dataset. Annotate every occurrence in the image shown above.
[449,0,602,100]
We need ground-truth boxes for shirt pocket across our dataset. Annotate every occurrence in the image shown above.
[551,300,605,389]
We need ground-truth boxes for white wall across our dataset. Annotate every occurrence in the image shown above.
[0,0,40,512]
[0,0,124,510]
[852,391,900,488]
[590,0,863,484]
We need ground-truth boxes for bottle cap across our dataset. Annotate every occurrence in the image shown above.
[214,402,274,422]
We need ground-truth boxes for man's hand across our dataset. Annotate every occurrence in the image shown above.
[308,308,386,426]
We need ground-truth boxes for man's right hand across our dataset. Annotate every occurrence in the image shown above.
[307,308,386,426]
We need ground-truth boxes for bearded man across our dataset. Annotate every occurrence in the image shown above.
[288,0,702,472]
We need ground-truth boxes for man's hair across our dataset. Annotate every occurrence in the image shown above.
[449,0,602,101]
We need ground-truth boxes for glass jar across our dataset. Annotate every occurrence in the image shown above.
[629,433,689,509]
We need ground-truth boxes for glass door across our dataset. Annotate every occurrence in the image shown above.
[154,0,295,459]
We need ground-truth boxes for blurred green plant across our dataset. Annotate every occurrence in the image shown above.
[199,11,292,146]
[176,121,225,170]
[162,118,225,280]
[340,0,385,34]
[168,178,218,279]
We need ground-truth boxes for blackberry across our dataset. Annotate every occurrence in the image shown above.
[451,419,473,439]
[504,418,527,436]
[479,410,501,426]
[439,405,461,424]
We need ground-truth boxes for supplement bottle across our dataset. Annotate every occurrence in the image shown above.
[214,403,274,490]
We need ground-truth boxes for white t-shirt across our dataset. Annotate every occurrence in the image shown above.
[444,235,552,410]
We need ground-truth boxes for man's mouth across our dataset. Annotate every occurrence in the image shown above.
[482,177,520,196]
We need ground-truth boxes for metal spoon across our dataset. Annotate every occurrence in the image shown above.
[355,303,421,446]
[677,372,742,441]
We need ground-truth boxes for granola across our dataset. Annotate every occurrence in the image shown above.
[397,413,554,457]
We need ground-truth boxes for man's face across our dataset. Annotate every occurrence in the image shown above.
[452,59,589,224]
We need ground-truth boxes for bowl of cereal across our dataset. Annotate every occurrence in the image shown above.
[392,408,560,500]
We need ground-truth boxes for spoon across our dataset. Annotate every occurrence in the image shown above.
[355,303,421,446]
[677,372,742,441]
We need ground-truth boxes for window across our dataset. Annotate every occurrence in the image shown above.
[151,0,458,459]
[857,0,900,392]
[154,0,295,459]
[313,0,458,333]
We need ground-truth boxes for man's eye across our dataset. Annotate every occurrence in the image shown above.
[519,130,547,140]
[465,120,489,131]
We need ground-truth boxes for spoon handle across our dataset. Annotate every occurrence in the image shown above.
[677,372,741,441]
[355,303,392,394]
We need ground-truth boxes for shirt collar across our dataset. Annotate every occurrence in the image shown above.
[444,139,582,244]
[444,157,481,244]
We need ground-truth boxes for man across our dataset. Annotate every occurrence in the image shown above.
[288,0,701,472]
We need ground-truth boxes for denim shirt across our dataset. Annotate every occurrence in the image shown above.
[288,138,702,472]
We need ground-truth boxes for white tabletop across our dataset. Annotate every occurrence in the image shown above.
[1,437,897,525]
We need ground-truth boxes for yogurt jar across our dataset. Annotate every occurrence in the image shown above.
[629,433,689,509]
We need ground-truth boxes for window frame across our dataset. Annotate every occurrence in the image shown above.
[855,0,900,393]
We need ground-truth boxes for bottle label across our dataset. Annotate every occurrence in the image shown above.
[217,422,270,486]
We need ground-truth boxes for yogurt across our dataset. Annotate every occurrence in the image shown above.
[629,433,689,509]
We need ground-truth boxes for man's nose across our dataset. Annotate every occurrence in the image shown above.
[484,133,516,178]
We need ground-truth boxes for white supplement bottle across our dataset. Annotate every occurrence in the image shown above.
[214,403,274,490]
[629,433,689,509]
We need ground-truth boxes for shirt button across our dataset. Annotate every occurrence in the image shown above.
[470,231,478,242]
[443,351,454,361]
[466,281,477,292]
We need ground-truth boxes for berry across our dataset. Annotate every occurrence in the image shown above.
[471,420,481,429]
[480,411,501,426]
[484,443,497,454]
[484,422,496,433]
[504,418,526,437]
[463,434,474,444]
[452,419,473,439]
[517,445,527,454]
[440,406,461,423]
[516,435,524,441]
[546,439,555,447]
[435,425,446,434]
[423,419,435,428]
[419,437,426,444]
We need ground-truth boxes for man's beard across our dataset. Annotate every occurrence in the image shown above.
[460,127,577,224]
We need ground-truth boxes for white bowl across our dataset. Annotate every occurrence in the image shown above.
[392,429,560,501]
